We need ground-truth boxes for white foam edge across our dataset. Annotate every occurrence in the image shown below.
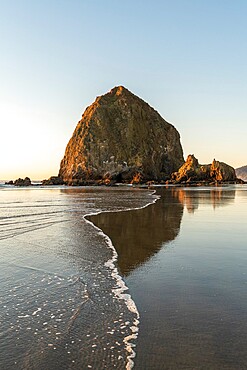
[83,189,159,369]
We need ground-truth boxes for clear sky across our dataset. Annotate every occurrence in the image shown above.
[1,0,247,180]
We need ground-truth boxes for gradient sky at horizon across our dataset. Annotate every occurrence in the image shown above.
[1,0,247,179]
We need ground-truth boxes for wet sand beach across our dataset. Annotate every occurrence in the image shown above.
[90,186,247,370]
[0,185,246,369]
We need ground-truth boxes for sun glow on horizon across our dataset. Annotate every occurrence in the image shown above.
[0,100,65,180]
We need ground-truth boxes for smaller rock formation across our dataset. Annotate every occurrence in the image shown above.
[171,155,237,184]
[42,176,64,186]
[210,159,236,182]
[12,177,32,186]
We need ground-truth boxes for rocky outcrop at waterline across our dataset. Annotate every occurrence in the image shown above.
[5,177,32,186]
[170,155,240,184]
[59,86,184,185]
[87,188,183,275]
[42,176,64,186]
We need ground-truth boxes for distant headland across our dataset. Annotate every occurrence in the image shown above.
[5,86,245,186]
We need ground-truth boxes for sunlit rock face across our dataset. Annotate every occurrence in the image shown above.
[210,159,236,181]
[171,154,237,183]
[59,86,184,184]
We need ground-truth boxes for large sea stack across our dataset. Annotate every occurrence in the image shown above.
[59,86,184,185]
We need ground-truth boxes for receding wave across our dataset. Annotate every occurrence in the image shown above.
[0,187,158,369]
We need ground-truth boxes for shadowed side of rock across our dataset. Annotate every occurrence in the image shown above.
[42,176,64,186]
[5,177,32,186]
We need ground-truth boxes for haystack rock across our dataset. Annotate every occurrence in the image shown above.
[171,154,237,183]
[59,86,184,184]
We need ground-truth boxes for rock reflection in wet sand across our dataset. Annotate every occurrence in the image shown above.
[88,188,183,276]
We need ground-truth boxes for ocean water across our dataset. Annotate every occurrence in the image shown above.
[90,185,247,369]
[0,186,157,370]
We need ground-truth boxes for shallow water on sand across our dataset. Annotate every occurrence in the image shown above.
[0,186,156,370]
[90,185,247,370]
